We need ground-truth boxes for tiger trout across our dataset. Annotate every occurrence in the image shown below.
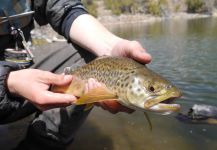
[52,56,182,115]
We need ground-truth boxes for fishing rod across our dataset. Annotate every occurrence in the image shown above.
[0,11,34,24]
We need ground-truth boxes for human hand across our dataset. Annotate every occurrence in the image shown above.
[111,39,152,64]
[97,40,151,114]
[7,69,76,110]
[70,15,151,113]
[86,78,134,114]
[95,101,134,114]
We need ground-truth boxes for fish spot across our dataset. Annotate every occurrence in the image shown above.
[132,78,135,83]
[121,83,124,88]
[130,90,135,95]
[125,83,129,87]
[124,76,130,81]
[137,88,141,92]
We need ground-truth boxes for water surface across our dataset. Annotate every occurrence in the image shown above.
[71,17,217,150]
[0,17,217,150]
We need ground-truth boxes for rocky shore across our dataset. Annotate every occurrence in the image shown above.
[98,12,215,26]
[31,12,216,44]
[95,0,217,26]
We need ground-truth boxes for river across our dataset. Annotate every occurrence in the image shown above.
[0,17,217,150]
[71,17,217,150]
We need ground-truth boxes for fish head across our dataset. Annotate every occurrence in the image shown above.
[125,68,182,115]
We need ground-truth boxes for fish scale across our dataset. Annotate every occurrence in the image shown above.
[52,56,181,114]
[71,57,137,90]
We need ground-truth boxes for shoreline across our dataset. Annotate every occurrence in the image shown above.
[31,12,217,44]
[98,12,216,26]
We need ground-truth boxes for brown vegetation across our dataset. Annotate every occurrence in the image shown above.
[83,0,217,17]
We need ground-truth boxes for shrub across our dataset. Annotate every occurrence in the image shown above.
[146,0,168,16]
[82,0,97,17]
[186,0,205,13]
[175,4,181,12]
[147,0,161,16]
[104,0,137,15]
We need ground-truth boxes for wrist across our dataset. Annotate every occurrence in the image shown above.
[7,71,17,94]
[96,37,125,57]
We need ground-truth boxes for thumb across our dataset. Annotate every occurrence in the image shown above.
[52,75,73,86]
[42,72,73,86]
[127,41,152,64]
[131,50,152,64]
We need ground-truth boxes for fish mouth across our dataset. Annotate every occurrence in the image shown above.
[144,89,182,114]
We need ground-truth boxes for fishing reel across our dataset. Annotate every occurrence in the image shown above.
[4,27,34,68]
[2,10,34,69]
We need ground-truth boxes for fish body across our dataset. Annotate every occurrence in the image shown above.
[52,56,181,114]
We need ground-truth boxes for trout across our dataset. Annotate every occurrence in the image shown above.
[52,56,181,115]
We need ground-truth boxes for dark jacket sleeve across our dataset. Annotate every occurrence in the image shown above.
[0,62,25,121]
[33,0,88,39]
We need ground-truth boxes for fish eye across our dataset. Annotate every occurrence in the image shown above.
[149,86,155,92]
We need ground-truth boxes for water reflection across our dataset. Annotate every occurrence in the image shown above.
[109,17,217,107]
[79,17,217,150]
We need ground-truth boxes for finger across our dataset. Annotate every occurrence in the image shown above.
[120,106,135,114]
[132,50,152,64]
[103,100,134,114]
[95,101,115,113]
[128,41,152,64]
[88,78,101,89]
[37,91,77,105]
[85,78,102,93]
[99,101,118,114]
[95,102,107,109]
[97,100,134,114]
[84,78,94,93]
[87,78,96,90]
[41,71,73,85]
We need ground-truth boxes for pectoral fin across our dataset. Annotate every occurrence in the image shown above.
[52,76,85,97]
[52,76,118,105]
[75,86,118,105]
[144,112,152,131]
